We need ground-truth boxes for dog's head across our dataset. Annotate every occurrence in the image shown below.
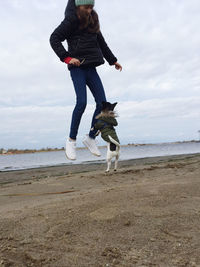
[101,101,117,112]
[96,101,118,119]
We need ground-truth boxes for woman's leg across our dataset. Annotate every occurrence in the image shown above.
[69,68,87,140]
[86,68,106,139]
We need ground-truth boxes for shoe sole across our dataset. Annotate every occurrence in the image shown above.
[82,140,101,157]
[65,152,76,161]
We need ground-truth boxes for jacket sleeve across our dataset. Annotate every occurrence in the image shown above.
[94,120,104,130]
[104,117,118,126]
[49,18,75,62]
[111,118,118,126]
[113,119,118,126]
[97,32,117,65]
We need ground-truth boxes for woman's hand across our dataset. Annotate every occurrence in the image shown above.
[114,62,122,71]
[69,58,81,66]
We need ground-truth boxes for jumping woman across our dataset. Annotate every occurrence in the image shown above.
[50,0,122,160]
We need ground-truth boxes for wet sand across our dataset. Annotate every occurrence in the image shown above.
[0,153,200,266]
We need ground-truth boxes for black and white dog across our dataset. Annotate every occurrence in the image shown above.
[94,102,120,172]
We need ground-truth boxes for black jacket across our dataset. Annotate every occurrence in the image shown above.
[49,0,117,68]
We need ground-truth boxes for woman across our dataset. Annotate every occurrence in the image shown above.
[50,0,122,160]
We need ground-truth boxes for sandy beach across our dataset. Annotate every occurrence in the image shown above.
[0,153,200,266]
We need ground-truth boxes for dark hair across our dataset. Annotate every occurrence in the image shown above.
[76,8,100,33]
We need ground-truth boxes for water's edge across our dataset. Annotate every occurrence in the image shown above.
[1,152,200,173]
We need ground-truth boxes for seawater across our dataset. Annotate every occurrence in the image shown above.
[0,142,200,172]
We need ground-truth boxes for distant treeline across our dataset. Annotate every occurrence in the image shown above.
[0,147,64,155]
[0,140,199,155]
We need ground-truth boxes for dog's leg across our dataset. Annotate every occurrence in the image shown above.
[106,158,112,172]
[106,143,111,172]
[114,154,119,171]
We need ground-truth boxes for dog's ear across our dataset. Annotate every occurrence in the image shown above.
[111,102,118,110]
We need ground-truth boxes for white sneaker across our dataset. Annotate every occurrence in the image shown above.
[65,139,76,160]
[82,134,101,157]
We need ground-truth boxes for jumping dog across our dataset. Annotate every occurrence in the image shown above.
[94,101,120,172]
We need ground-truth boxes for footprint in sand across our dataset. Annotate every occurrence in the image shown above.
[89,206,119,220]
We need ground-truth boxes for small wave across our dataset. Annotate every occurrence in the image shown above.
[4,166,13,170]
[82,159,105,164]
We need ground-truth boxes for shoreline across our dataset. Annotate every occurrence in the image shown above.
[1,151,200,171]
[1,153,199,185]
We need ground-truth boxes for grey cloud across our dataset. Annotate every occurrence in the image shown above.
[1,0,200,148]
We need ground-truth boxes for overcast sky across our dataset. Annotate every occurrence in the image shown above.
[0,0,200,149]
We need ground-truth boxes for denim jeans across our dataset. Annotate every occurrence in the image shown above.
[69,67,106,140]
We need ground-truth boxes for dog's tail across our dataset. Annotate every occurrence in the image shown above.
[108,135,120,147]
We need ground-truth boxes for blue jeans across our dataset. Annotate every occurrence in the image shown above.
[69,67,106,140]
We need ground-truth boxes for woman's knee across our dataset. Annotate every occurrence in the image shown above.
[76,101,87,113]
[96,102,103,111]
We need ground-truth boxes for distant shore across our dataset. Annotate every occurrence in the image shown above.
[1,140,199,155]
